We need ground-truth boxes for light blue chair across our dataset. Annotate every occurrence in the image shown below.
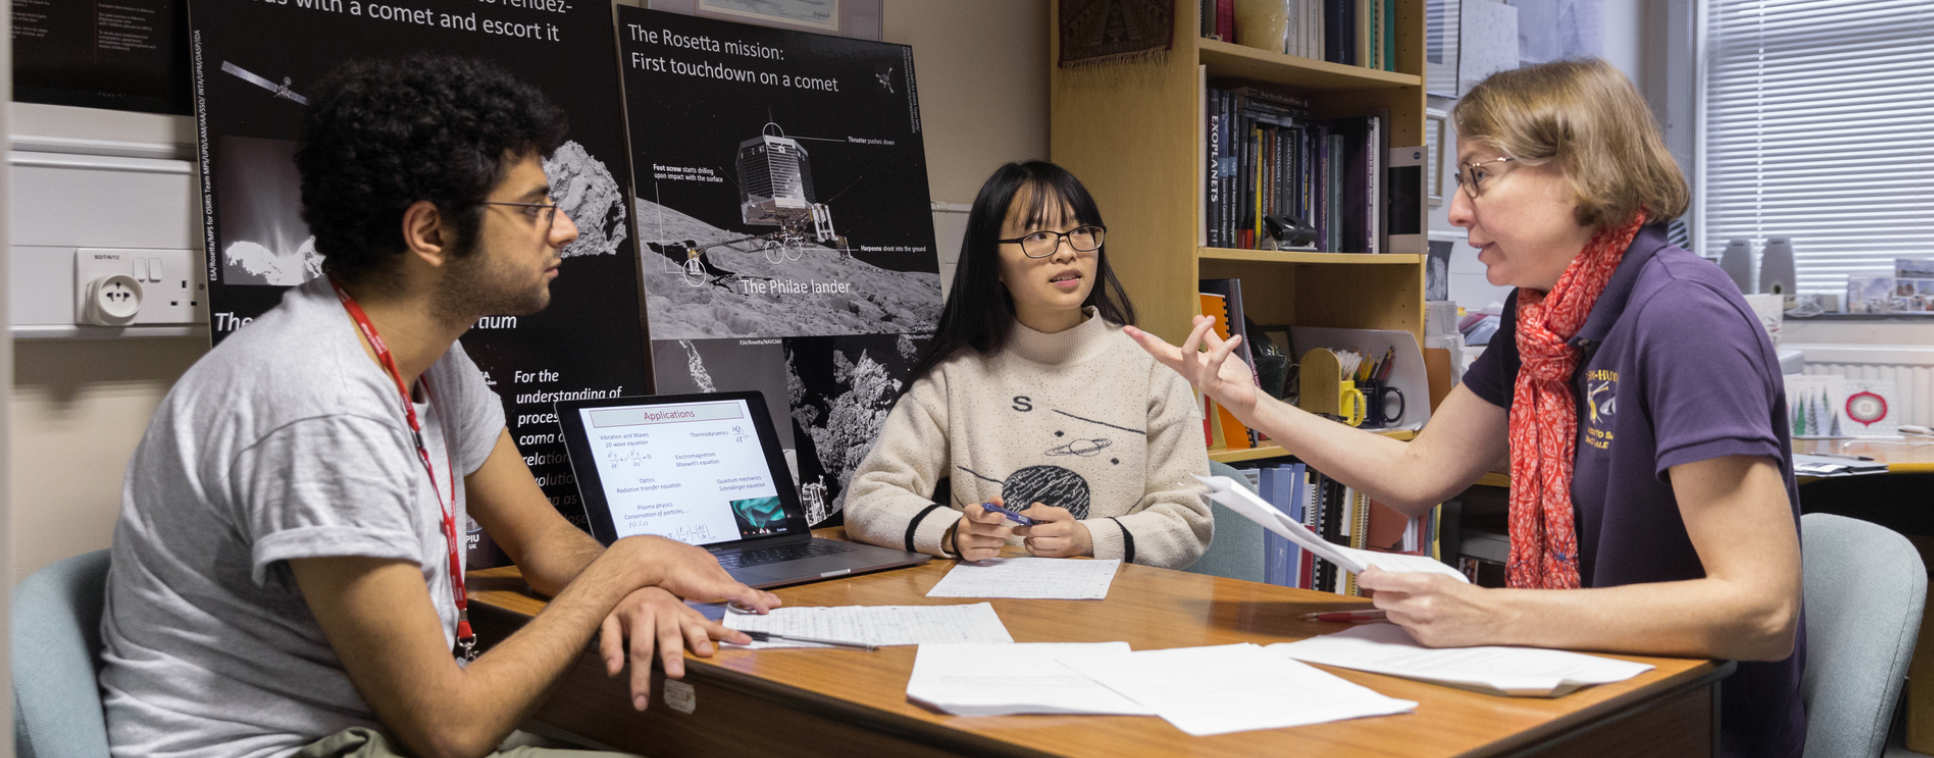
[1802,513,1927,758]
[12,550,113,758]
[1184,460,1265,583]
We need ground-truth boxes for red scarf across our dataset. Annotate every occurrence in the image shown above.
[1506,212,1646,590]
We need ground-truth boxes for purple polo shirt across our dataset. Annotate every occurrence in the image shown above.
[1463,225,1805,758]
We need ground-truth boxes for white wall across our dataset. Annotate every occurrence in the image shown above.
[1432,0,1656,313]
[6,0,1050,581]
[3,2,16,754]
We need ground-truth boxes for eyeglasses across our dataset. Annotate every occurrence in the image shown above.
[479,197,560,233]
[998,224,1106,258]
[1452,156,1516,199]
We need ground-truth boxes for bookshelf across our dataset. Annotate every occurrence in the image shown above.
[1049,1,1427,464]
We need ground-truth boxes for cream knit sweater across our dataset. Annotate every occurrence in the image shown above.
[844,312,1212,568]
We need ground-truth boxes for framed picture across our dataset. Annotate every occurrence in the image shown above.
[1425,109,1449,206]
[1425,0,1461,97]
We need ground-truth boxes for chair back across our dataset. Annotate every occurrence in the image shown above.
[12,550,113,758]
[1801,513,1926,758]
[1185,460,1265,583]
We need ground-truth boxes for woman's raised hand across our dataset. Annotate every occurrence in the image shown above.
[1124,316,1261,423]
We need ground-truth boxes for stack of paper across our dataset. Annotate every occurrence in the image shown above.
[1056,644,1418,735]
[925,557,1121,599]
[1270,623,1654,697]
[906,643,1153,716]
[723,603,1013,649]
[1195,475,1467,581]
[1793,453,1889,477]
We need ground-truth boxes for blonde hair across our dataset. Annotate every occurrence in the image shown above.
[1453,58,1687,230]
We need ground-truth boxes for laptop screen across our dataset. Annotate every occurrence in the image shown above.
[567,395,802,546]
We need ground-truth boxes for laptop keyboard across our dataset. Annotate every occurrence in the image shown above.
[715,540,861,570]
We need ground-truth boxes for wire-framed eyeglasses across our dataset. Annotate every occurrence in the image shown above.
[998,224,1107,258]
[1452,156,1517,199]
[478,198,561,232]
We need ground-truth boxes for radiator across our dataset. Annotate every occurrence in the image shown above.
[1791,344,1934,428]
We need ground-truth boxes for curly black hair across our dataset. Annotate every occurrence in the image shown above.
[295,55,568,286]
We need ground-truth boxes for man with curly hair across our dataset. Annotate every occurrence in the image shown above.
[97,56,778,758]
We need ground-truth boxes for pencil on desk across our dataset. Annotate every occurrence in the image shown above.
[740,630,878,651]
[1301,609,1388,623]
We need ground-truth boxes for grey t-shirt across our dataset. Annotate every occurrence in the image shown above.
[99,278,506,758]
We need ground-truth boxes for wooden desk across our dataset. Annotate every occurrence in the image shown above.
[468,534,1729,757]
[1793,436,1934,474]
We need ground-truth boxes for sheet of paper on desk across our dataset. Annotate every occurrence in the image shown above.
[1793,453,1889,477]
[1269,623,1653,697]
[906,642,1153,716]
[723,603,1013,649]
[925,557,1121,599]
[1057,644,1416,736]
[1195,475,1468,582]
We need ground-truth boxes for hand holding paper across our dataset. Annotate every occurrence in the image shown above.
[1194,475,1467,582]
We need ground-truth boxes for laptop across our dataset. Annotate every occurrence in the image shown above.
[555,391,929,588]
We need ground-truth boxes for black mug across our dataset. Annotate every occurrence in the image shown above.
[1360,380,1406,427]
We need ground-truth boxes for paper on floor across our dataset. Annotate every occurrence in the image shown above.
[925,557,1121,599]
[1270,623,1653,697]
[722,602,1013,649]
[906,642,1154,716]
[1057,643,1417,736]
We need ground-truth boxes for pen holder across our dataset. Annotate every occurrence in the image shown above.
[1298,348,1367,427]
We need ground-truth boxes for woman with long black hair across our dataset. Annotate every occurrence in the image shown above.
[843,161,1212,568]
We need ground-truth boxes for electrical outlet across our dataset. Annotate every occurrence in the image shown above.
[74,248,205,325]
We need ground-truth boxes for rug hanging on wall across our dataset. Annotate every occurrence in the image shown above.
[1059,0,1174,67]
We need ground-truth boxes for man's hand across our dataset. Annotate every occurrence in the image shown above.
[1124,317,1261,423]
[1357,569,1500,648]
[607,534,781,611]
[1014,503,1093,558]
[952,500,1013,561]
[599,586,750,711]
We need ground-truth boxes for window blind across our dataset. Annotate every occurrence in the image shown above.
[1701,0,1934,295]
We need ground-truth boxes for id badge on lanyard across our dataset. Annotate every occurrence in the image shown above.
[330,278,478,661]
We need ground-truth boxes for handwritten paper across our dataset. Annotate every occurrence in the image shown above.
[1196,475,1468,581]
[925,557,1121,599]
[722,602,1013,649]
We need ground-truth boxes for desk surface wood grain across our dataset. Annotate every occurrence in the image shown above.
[468,531,1726,757]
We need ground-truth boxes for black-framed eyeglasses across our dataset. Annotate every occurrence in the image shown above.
[998,224,1106,258]
[1452,156,1516,199]
[479,198,560,232]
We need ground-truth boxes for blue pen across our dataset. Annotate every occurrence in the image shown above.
[982,503,1035,526]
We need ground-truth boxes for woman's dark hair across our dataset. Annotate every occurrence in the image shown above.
[907,161,1136,385]
[296,55,568,286]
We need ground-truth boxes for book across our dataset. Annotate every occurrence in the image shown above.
[1386,145,1426,253]
[1197,290,1254,449]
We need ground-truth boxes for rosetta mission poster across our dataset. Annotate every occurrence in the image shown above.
[621,7,941,525]
[187,0,650,561]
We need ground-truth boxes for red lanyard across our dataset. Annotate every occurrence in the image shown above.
[329,279,477,662]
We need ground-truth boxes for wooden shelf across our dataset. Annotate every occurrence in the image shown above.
[1475,472,1510,488]
[1209,429,1417,464]
[1198,247,1423,265]
[1198,38,1421,91]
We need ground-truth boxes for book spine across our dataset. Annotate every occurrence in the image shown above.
[1216,0,1235,42]
[1207,89,1222,248]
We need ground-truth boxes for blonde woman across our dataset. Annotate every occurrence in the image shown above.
[1129,59,1802,757]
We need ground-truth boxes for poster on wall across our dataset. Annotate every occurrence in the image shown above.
[13,0,191,114]
[188,0,651,564]
[620,6,941,524]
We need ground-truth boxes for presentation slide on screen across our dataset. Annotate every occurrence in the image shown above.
[581,399,785,544]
